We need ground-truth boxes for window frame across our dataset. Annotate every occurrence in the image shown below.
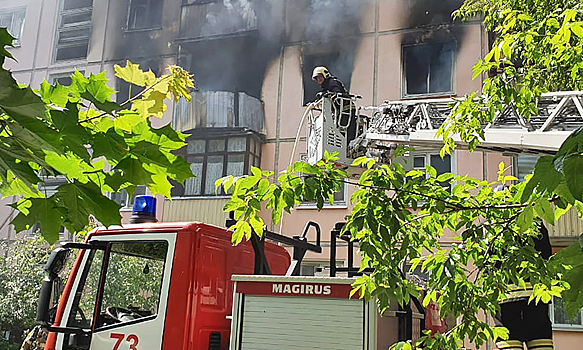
[174,134,262,198]
[54,0,93,62]
[66,239,171,332]
[550,296,583,331]
[49,70,85,86]
[126,0,164,32]
[0,7,26,47]
[297,182,348,209]
[401,41,456,98]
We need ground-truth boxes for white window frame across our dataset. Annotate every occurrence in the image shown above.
[297,153,348,209]
[54,0,93,62]
[402,150,455,178]
[550,296,583,331]
[297,181,348,209]
[0,7,26,47]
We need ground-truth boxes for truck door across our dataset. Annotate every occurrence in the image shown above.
[55,233,175,350]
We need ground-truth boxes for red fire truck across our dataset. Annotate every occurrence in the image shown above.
[36,196,426,350]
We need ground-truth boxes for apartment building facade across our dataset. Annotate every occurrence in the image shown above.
[0,0,582,347]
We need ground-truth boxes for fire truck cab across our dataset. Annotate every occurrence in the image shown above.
[37,220,290,350]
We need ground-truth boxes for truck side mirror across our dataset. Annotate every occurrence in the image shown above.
[37,247,70,324]
[44,248,70,278]
[36,278,53,324]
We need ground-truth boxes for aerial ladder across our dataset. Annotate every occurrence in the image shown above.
[307,91,583,166]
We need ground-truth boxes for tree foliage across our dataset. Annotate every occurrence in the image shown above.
[218,1,583,349]
[0,29,194,243]
[0,238,51,341]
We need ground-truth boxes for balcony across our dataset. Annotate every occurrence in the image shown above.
[173,91,264,132]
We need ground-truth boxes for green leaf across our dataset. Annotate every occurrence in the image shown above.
[85,71,116,104]
[0,69,46,121]
[552,241,583,318]
[0,28,15,62]
[521,156,563,202]
[114,157,154,185]
[563,154,583,201]
[115,61,154,87]
[517,205,534,232]
[39,80,70,107]
[534,198,555,225]
[10,198,63,244]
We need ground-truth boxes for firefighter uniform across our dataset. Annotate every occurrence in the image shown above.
[495,223,553,350]
[312,66,357,143]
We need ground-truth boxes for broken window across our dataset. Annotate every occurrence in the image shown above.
[55,0,92,61]
[302,52,352,105]
[0,7,25,46]
[403,42,455,96]
[127,0,163,31]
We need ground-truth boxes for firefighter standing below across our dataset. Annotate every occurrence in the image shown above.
[311,66,357,144]
[495,222,554,350]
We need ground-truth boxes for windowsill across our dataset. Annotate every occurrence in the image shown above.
[296,202,348,210]
[401,92,456,100]
[53,57,88,65]
[125,26,163,33]
[552,325,583,332]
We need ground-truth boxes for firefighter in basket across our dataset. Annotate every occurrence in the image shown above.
[312,66,358,144]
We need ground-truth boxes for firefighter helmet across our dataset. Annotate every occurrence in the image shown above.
[312,66,331,80]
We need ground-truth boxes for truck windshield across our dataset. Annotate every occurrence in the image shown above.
[67,241,168,330]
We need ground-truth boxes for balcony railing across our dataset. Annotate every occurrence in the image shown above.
[173,91,264,132]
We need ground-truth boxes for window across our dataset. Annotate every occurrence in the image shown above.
[0,7,25,46]
[110,185,146,208]
[68,249,104,328]
[174,135,262,197]
[67,241,168,330]
[299,183,347,208]
[514,154,539,182]
[55,0,92,61]
[97,242,167,328]
[398,151,453,190]
[302,52,352,105]
[49,71,84,86]
[412,154,451,176]
[551,296,583,330]
[127,0,163,31]
[403,42,455,96]
[297,153,346,207]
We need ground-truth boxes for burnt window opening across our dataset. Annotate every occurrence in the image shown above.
[302,52,352,105]
[55,0,93,61]
[172,135,262,197]
[403,42,455,97]
[116,79,141,104]
[127,0,163,31]
[0,7,25,46]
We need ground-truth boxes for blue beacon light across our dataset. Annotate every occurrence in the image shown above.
[130,195,158,223]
